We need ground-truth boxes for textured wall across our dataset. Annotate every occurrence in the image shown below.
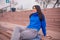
[44,8,60,32]
[0,10,33,26]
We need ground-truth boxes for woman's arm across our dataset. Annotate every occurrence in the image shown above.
[41,15,46,36]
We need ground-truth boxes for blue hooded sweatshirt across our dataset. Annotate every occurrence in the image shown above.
[27,12,46,36]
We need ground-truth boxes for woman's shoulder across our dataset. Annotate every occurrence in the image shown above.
[29,12,38,18]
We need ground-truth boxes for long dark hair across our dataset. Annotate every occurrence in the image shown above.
[32,5,43,21]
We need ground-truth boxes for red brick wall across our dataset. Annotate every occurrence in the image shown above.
[0,10,33,26]
[0,8,60,31]
[44,8,60,31]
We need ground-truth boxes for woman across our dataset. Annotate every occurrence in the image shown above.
[11,5,46,40]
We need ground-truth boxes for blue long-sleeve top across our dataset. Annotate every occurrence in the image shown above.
[27,12,46,36]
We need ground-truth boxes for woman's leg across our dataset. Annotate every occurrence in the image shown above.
[32,34,41,40]
[20,29,38,39]
[11,26,26,40]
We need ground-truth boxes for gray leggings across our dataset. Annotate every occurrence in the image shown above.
[11,26,38,40]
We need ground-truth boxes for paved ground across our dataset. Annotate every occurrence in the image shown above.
[0,22,60,40]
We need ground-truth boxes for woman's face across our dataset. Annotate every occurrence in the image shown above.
[33,7,37,12]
